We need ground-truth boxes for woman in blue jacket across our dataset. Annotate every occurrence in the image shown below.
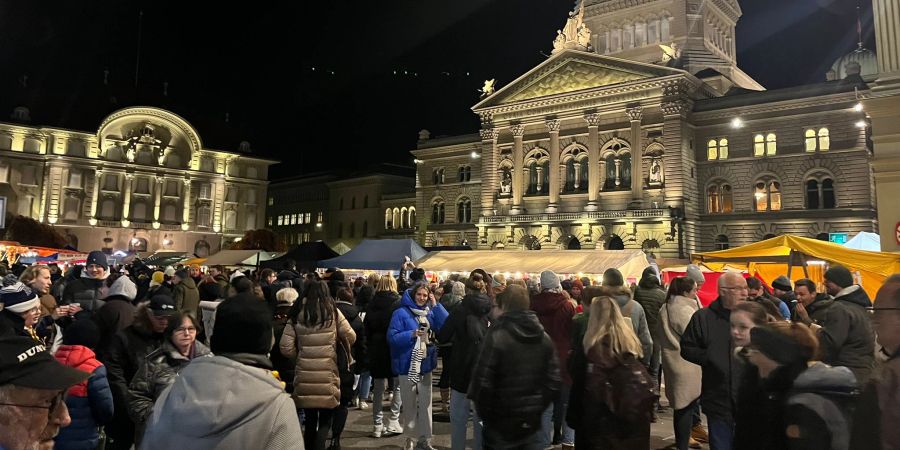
[388,281,448,450]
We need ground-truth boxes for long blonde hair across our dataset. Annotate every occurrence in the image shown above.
[583,296,643,359]
[376,274,398,293]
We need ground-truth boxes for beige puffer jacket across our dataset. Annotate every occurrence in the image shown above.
[279,308,356,409]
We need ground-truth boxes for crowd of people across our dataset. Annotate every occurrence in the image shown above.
[0,248,898,450]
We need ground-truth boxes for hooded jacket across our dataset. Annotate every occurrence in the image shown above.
[468,310,559,442]
[783,363,858,450]
[817,285,876,384]
[173,277,200,315]
[53,345,115,450]
[436,292,492,393]
[140,354,304,450]
[365,290,400,378]
[387,289,449,376]
[680,298,743,421]
[95,294,137,356]
[610,289,653,366]
[531,290,576,384]
[633,269,666,334]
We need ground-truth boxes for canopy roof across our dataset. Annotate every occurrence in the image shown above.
[262,242,339,271]
[319,239,427,271]
[139,251,188,267]
[198,250,274,267]
[844,231,881,251]
[415,249,649,280]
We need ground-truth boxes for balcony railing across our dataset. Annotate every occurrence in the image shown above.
[479,209,668,224]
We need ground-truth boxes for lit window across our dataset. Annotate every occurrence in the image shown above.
[754,179,782,211]
[805,128,830,152]
[707,182,733,213]
[304,212,311,224]
[766,133,777,155]
[708,138,728,160]
[267,217,273,226]
[754,135,765,157]
[277,216,284,226]
[267,197,274,206]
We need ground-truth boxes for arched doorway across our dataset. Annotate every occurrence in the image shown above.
[521,235,542,250]
[566,236,582,250]
[607,235,625,250]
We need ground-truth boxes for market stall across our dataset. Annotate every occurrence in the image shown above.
[319,239,427,271]
[262,242,338,271]
[195,249,278,268]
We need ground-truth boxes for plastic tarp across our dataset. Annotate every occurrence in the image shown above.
[139,252,188,267]
[844,232,881,251]
[201,250,269,267]
[262,242,339,271]
[415,249,649,282]
[694,235,900,300]
[319,239,428,271]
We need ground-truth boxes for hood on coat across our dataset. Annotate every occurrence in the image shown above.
[54,344,97,367]
[792,362,858,397]
[833,285,872,308]
[400,288,427,311]
[530,291,569,316]
[148,355,286,437]
[178,276,198,290]
[498,310,545,344]
[638,267,661,289]
[462,293,492,317]
[370,291,399,312]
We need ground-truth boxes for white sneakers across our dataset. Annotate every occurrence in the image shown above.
[358,401,369,410]
[371,425,383,438]
[384,420,403,435]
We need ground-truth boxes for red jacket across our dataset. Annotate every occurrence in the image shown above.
[531,291,576,384]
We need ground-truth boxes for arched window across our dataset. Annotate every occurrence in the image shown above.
[362,221,368,237]
[197,205,211,227]
[457,198,472,223]
[707,182,733,213]
[339,197,344,210]
[766,133,777,155]
[393,208,401,229]
[351,197,356,209]
[401,207,408,229]
[805,128,830,152]
[806,176,836,209]
[754,134,776,156]
[363,195,368,208]
[385,209,393,229]
[409,208,416,228]
[604,153,632,190]
[563,150,588,193]
[607,235,625,250]
[458,166,466,182]
[707,138,728,160]
[754,179,782,211]
[816,232,830,241]
[432,200,445,224]
[194,240,211,257]
[527,161,538,194]
[433,168,445,185]
[822,179,835,208]
[641,239,660,256]
[806,180,820,209]
[715,234,729,250]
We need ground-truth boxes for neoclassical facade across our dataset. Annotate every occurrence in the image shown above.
[0,107,275,255]
[412,0,879,257]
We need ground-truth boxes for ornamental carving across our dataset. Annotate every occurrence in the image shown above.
[661,100,690,116]
[510,124,526,137]
[480,128,499,141]
[584,113,602,127]
[545,119,561,132]
[626,106,644,121]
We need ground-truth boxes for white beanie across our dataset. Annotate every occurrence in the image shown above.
[230,270,245,283]
[164,266,176,277]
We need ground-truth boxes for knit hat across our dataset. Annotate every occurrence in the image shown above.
[62,319,100,348]
[173,269,189,280]
[107,275,137,301]
[771,275,793,292]
[602,268,625,287]
[85,251,108,271]
[824,265,854,289]
[451,281,466,298]
[211,296,274,355]
[750,325,813,366]
[408,268,423,282]
[492,274,506,288]
[641,266,659,283]
[164,266,176,277]
[229,270,245,283]
[540,270,561,291]
[686,264,705,287]
[0,281,40,313]
[561,279,573,292]
[151,271,165,286]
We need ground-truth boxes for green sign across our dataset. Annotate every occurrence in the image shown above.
[829,232,848,245]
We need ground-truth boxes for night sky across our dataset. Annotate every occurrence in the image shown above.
[0,0,876,180]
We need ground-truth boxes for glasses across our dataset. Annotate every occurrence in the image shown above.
[175,326,197,334]
[0,392,64,411]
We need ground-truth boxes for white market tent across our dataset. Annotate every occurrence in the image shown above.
[200,250,274,267]
[844,231,881,252]
[415,249,650,281]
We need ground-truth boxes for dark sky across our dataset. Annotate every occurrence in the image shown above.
[0,0,875,180]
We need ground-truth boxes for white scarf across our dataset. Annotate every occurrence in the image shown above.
[408,306,430,384]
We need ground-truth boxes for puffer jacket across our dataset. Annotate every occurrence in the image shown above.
[279,308,356,409]
[53,345,115,450]
[128,339,211,426]
[365,290,399,378]
[140,354,303,450]
[387,289,449,376]
[436,292,492,393]
[531,290,576,384]
[469,310,559,443]
[819,285,876,384]
[173,277,200,315]
[61,271,107,317]
[633,272,666,334]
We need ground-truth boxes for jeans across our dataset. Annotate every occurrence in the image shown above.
[399,372,433,441]
[552,383,575,445]
[450,389,483,450]
[539,405,554,448]
[372,377,401,426]
[674,400,699,450]
[302,408,335,450]
[649,341,662,392]
[357,370,372,401]
[707,416,734,450]
[482,422,544,450]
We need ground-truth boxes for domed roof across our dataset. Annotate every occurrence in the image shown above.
[830,44,878,81]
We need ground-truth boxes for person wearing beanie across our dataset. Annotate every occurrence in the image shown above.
[95,275,139,356]
[602,268,625,287]
[142,297,303,449]
[163,266,176,278]
[0,281,43,342]
[598,268,653,368]
[737,322,857,450]
[54,319,115,450]
[811,265,877,384]
[61,251,110,318]
[171,268,200,316]
[770,275,799,319]
[530,269,575,448]
[146,271,173,302]
[686,264,705,287]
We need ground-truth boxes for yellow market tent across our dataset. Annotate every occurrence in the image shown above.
[415,249,650,282]
[693,235,900,300]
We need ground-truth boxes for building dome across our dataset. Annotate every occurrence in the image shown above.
[828,44,878,81]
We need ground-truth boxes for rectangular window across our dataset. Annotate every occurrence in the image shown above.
[199,183,212,199]
[21,166,37,186]
[278,215,284,226]
[67,170,82,189]
[304,212,311,224]
[0,163,8,183]
[317,211,323,223]
[267,217,273,226]
[268,197,274,206]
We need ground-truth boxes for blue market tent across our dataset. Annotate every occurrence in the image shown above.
[318,239,427,271]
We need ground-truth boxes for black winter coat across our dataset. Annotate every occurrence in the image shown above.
[128,339,211,425]
[469,310,559,442]
[271,304,296,392]
[819,286,876,384]
[365,290,399,378]
[336,301,367,374]
[94,296,136,356]
[436,292,492,393]
[62,275,106,317]
[680,298,743,421]
[633,279,666,335]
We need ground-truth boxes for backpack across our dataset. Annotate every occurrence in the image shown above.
[584,351,658,423]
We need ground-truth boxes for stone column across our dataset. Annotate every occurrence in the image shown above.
[546,119,561,213]
[511,124,526,214]
[627,106,644,209]
[89,169,102,225]
[479,127,499,217]
[121,174,133,227]
[153,177,163,226]
[573,162,582,190]
[181,178,192,230]
[585,113,601,211]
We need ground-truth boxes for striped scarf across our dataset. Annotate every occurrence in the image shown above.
[408,306,430,384]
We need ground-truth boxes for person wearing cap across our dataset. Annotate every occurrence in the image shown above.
[740,321,857,450]
[770,276,799,320]
[0,281,44,343]
[141,294,304,449]
[530,270,575,449]
[99,295,175,450]
[171,269,200,316]
[0,335,89,450]
[95,275,138,356]
[145,271,172,301]
[53,319,115,450]
[805,265,877,385]
[61,250,110,317]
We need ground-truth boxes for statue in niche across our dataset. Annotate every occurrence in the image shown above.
[649,158,663,186]
[500,170,512,195]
